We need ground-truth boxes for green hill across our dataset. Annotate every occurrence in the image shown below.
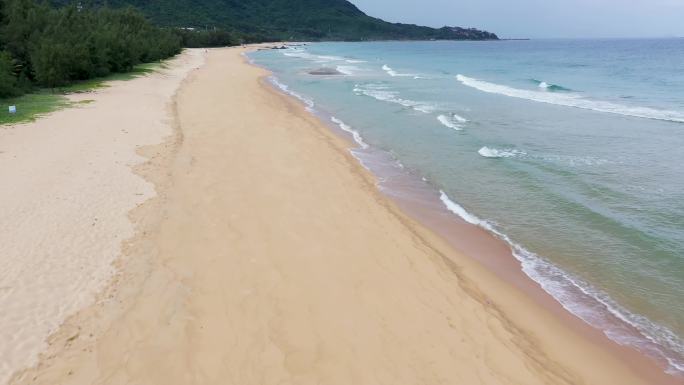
[54,0,498,41]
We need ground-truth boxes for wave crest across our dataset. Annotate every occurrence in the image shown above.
[353,83,437,114]
[457,74,684,123]
[478,146,526,158]
[268,76,315,112]
[336,65,359,75]
[331,117,369,149]
[438,190,684,375]
[532,79,572,92]
[282,48,347,63]
[383,64,420,78]
[437,114,468,130]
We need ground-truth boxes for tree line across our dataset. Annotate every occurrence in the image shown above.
[0,0,240,98]
[66,0,498,43]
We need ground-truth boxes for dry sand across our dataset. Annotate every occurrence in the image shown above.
[0,50,204,384]
[3,47,666,384]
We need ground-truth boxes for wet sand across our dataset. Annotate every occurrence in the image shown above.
[321,106,679,385]
[4,47,673,384]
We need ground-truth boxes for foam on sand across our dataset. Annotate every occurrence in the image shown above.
[331,116,369,149]
[457,74,684,123]
[438,189,684,375]
[439,190,490,228]
[268,76,315,112]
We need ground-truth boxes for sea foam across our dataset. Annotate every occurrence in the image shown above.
[478,146,526,158]
[336,65,361,75]
[439,191,492,228]
[531,79,572,92]
[437,114,468,130]
[438,190,684,375]
[282,48,346,63]
[331,117,369,149]
[382,64,419,78]
[263,45,684,376]
[353,83,437,113]
[457,74,684,123]
[268,76,315,112]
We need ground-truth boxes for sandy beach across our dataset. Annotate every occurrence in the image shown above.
[1,47,673,384]
[0,49,204,384]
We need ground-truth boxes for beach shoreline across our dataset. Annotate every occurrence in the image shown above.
[255,46,681,384]
[4,46,677,384]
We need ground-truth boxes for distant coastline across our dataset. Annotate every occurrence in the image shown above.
[50,0,498,42]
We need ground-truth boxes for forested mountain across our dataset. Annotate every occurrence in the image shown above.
[0,0,497,99]
[52,0,499,41]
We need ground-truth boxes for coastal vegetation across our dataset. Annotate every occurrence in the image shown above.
[0,0,181,98]
[51,0,499,42]
[0,0,497,122]
[0,92,68,124]
[0,61,163,125]
[0,0,498,96]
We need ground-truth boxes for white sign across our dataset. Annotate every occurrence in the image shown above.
[9,105,16,114]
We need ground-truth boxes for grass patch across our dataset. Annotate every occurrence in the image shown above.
[0,61,165,125]
[58,61,166,94]
[0,92,70,125]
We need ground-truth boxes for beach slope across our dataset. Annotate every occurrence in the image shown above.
[9,47,656,385]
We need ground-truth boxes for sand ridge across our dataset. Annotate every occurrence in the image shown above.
[5,47,663,385]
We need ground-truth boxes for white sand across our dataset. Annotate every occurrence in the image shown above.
[0,50,204,384]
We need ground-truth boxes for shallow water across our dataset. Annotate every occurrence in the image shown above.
[249,39,684,375]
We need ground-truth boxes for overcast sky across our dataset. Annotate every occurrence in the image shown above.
[350,0,684,38]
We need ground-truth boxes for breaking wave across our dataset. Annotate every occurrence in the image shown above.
[382,64,421,78]
[282,48,346,63]
[331,117,369,149]
[438,190,684,375]
[531,79,572,92]
[268,76,315,112]
[437,114,468,130]
[353,83,437,113]
[478,146,526,158]
[336,65,359,75]
[457,74,684,123]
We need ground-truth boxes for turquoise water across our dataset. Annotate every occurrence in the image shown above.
[249,39,684,375]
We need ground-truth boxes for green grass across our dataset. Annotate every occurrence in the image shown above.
[0,61,165,125]
[0,92,70,125]
[58,61,165,93]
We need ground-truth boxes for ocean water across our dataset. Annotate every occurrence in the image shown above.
[248,39,684,375]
